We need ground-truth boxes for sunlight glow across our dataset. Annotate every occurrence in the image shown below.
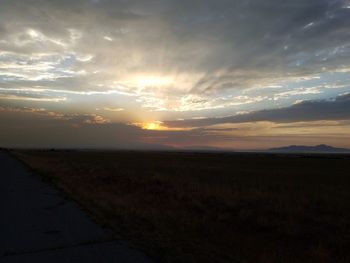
[136,76,172,87]
[138,121,191,131]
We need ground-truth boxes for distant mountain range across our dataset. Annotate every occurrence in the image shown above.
[269,144,350,153]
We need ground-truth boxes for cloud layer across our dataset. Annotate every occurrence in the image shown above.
[164,93,350,128]
[1,0,350,112]
[1,0,350,149]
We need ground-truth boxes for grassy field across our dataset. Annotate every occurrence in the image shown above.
[13,150,350,263]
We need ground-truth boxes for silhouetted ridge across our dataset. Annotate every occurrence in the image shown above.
[269,144,350,153]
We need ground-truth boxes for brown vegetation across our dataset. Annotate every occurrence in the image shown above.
[14,150,350,263]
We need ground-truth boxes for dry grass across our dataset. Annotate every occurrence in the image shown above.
[13,150,350,263]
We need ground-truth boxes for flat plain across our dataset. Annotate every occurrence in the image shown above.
[13,150,350,263]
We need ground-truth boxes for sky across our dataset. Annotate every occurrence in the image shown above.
[1,0,350,150]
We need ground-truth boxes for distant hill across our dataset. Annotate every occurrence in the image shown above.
[269,144,350,153]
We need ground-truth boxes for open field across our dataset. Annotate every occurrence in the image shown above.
[13,150,350,263]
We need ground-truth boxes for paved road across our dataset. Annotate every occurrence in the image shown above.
[0,151,155,263]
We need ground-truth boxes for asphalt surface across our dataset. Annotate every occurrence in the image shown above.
[0,151,155,263]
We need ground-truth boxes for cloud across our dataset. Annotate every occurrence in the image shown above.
[1,105,350,150]
[1,0,350,149]
[0,105,220,149]
[0,106,111,123]
[96,107,124,112]
[1,0,350,112]
[164,93,350,128]
[0,106,140,148]
[0,94,66,102]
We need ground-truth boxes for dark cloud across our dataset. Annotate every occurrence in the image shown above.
[0,106,142,148]
[164,93,350,128]
[1,103,350,149]
[0,106,222,148]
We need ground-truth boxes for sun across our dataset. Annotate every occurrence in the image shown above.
[142,122,162,130]
[138,121,190,131]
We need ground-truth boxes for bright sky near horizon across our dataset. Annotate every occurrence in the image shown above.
[1,0,350,149]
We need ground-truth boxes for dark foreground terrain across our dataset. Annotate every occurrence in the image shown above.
[13,150,350,263]
[0,151,154,263]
